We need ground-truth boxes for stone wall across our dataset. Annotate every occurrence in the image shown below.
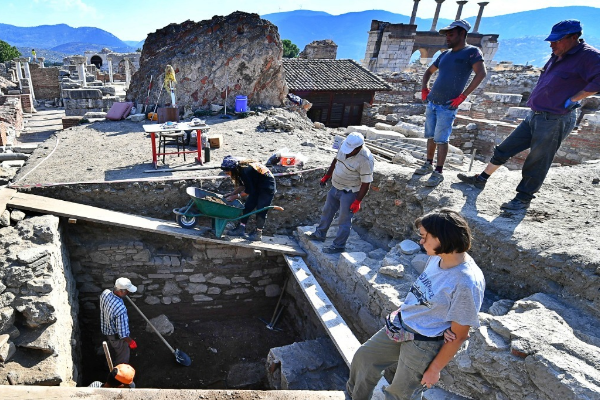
[0,213,79,385]
[24,174,325,233]
[0,96,24,134]
[61,89,119,117]
[29,65,60,100]
[68,223,289,324]
[298,40,338,60]
[363,21,417,73]
[452,112,600,168]
[126,12,287,111]
[458,92,523,121]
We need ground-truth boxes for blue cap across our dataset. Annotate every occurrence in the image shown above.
[545,20,582,42]
[220,155,239,171]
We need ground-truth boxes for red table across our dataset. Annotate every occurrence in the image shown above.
[143,122,210,169]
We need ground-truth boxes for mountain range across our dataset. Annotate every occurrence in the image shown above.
[1,6,599,66]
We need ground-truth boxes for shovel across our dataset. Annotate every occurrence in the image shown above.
[125,296,192,366]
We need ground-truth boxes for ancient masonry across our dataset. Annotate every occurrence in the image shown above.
[363,0,499,72]
[126,12,287,111]
[298,40,338,60]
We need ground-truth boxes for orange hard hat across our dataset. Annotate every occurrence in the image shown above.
[114,364,135,385]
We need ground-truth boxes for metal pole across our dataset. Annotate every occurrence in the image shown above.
[468,148,477,172]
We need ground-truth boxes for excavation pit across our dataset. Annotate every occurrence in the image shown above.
[67,220,348,390]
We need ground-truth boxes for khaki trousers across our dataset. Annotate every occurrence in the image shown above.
[346,328,443,400]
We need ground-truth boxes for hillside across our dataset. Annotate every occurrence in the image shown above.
[264,6,600,66]
[0,23,133,54]
[1,6,600,66]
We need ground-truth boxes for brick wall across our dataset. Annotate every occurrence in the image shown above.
[30,65,60,100]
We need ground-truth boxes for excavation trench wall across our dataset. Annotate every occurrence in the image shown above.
[20,161,600,320]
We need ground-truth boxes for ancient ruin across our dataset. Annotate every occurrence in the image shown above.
[0,5,600,400]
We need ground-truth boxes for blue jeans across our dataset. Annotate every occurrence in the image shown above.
[315,187,357,249]
[490,110,576,201]
[424,102,458,144]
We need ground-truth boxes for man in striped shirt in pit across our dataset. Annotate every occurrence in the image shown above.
[100,277,137,365]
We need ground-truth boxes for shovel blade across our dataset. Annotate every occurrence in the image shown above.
[175,348,192,366]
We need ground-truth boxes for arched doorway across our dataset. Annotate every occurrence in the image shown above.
[91,55,102,69]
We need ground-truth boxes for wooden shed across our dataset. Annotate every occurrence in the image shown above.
[282,59,392,128]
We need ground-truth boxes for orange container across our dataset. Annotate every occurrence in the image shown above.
[280,155,296,166]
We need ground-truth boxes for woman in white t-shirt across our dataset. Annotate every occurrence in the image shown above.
[347,209,486,400]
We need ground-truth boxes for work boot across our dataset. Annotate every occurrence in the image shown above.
[457,173,487,190]
[424,171,444,187]
[414,162,434,175]
[247,229,263,241]
[227,224,246,237]
[323,245,345,254]
[500,198,531,210]
[306,231,326,242]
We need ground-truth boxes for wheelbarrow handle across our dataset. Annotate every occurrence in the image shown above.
[231,205,284,221]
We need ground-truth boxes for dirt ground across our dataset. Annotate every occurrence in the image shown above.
[82,312,301,389]
[14,108,338,185]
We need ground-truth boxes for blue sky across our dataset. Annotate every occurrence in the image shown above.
[2,0,599,41]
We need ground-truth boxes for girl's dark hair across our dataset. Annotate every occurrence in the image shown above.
[414,208,471,254]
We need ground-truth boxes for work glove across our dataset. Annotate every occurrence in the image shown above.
[449,93,467,109]
[564,98,581,110]
[349,200,361,213]
[421,88,430,101]
[320,174,331,187]
[129,339,138,349]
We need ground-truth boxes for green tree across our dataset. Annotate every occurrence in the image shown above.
[0,40,21,62]
[282,39,299,58]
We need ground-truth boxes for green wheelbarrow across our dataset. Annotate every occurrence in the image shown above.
[173,187,284,237]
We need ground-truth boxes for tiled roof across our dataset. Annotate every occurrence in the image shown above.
[282,59,392,91]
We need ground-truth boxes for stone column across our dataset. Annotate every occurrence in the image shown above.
[108,60,114,84]
[14,58,24,91]
[473,2,489,33]
[409,0,421,25]
[430,0,446,32]
[38,57,45,68]
[455,1,468,20]
[124,58,131,88]
[21,59,36,101]
[72,56,87,88]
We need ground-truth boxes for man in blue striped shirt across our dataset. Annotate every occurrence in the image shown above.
[100,277,137,365]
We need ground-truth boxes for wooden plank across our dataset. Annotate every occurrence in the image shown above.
[0,187,17,215]
[284,255,360,367]
[7,192,305,256]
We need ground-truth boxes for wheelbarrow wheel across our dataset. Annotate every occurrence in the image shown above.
[177,214,198,229]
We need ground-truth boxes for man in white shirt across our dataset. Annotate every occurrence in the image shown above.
[307,132,374,253]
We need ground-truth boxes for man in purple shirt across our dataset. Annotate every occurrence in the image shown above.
[458,20,600,210]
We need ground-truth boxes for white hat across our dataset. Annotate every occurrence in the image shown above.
[115,277,137,293]
[340,132,364,154]
[439,20,471,34]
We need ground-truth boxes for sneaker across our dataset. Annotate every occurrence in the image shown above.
[500,198,531,210]
[414,162,434,175]
[227,224,246,237]
[247,229,262,241]
[323,245,345,254]
[457,173,487,190]
[306,231,326,242]
[424,171,444,187]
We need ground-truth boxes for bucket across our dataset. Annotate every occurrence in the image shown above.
[235,95,248,113]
